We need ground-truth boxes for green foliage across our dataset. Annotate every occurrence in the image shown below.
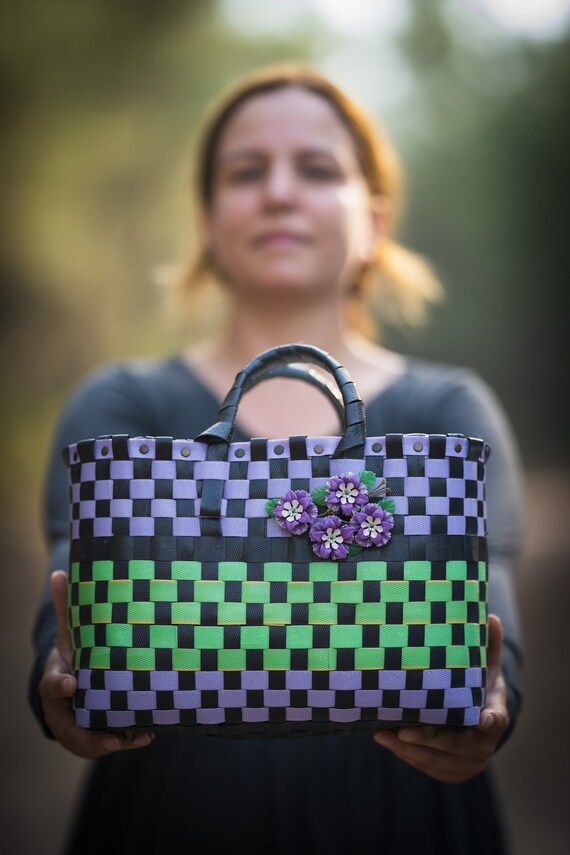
[348,543,363,557]
[311,486,328,507]
[265,498,279,516]
[358,470,377,490]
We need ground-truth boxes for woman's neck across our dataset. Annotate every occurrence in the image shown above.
[214,298,352,367]
[183,295,407,407]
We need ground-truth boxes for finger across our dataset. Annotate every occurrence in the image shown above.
[41,662,156,757]
[373,730,484,783]
[486,613,503,683]
[477,613,508,732]
[395,725,474,756]
[375,729,449,761]
[50,570,72,660]
[49,707,155,759]
[40,669,77,702]
[65,724,155,758]
[478,683,509,737]
[40,646,77,700]
[100,731,156,752]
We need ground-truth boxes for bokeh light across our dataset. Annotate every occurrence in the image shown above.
[479,0,570,37]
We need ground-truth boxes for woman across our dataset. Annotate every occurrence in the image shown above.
[29,63,524,853]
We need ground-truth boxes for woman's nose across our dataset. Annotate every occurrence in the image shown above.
[262,161,297,207]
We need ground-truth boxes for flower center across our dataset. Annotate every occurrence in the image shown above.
[361,515,383,537]
[337,483,358,503]
[282,500,302,522]
[322,527,343,548]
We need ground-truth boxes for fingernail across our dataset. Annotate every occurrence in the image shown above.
[101,736,121,751]
[481,713,494,729]
[423,726,439,740]
[63,677,74,695]
[398,728,419,743]
[374,731,391,745]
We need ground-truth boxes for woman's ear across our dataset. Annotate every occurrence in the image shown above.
[359,194,391,266]
[370,194,391,245]
[198,207,226,281]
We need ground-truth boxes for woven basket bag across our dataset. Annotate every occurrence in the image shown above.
[64,343,490,738]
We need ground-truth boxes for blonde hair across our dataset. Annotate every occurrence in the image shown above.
[174,62,444,338]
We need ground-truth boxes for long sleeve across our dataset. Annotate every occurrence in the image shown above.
[431,368,524,734]
[28,361,164,738]
[365,358,525,746]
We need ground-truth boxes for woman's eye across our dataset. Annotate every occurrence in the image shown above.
[230,167,264,182]
[302,165,338,181]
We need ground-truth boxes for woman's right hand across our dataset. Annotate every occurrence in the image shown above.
[39,570,155,759]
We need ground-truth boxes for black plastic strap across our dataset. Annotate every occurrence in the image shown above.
[289,435,308,460]
[156,437,173,460]
[385,434,403,458]
[195,343,366,462]
[250,438,268,461]
[467,437,484,461]
[111,435,130,460]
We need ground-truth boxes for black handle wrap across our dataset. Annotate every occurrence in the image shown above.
[194,343,365,461]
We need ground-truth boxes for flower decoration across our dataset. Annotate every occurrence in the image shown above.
[351,503,394,548]
[325,473,368,516]
[309,515,355,559]
[272,489,318,535]
[266,470,395,560]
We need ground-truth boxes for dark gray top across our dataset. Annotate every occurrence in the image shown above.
[28,353,524,855]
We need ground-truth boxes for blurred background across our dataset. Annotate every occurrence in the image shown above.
[1,1,568,852]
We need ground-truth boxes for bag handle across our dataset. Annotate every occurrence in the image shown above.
[242,363,345,428]
[194,342,366,460]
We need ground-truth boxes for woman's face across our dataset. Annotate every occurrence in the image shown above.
[201,86,385,305]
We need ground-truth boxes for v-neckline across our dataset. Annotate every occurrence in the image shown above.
[170,354,410,441]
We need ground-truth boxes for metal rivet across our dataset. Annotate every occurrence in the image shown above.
[235,448,245,458]
[314,444,324,454]
[101,446,109,456]
[274,445,284,455]
[454,442,462,453]
[413,441,423,452]
[140,444,149,454]
[181,447,190,457]
[372,442,382,453]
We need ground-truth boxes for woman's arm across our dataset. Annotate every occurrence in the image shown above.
[374,365,525,780]
[28,360,160,753]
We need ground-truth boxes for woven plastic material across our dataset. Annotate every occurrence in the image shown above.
[64,344,490,737]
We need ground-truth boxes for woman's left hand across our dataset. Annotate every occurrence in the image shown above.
[373,614,509,783]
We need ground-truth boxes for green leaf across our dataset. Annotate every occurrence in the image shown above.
[359,470,377,489]
[265,498,279,516]
[311,486,328,506]
[379,498,396,514]
[348,543,363,556]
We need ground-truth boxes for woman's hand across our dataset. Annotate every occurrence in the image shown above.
[39,570,155,759]
[373,614,509,783]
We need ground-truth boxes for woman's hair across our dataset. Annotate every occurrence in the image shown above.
[174,62,444,337]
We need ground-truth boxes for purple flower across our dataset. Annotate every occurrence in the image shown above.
[309,515,355,559]
[273,490,318,535]
[351,503,394,548]
[325,472,369,516]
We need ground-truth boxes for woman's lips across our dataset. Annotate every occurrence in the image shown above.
[252,231,311,248]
